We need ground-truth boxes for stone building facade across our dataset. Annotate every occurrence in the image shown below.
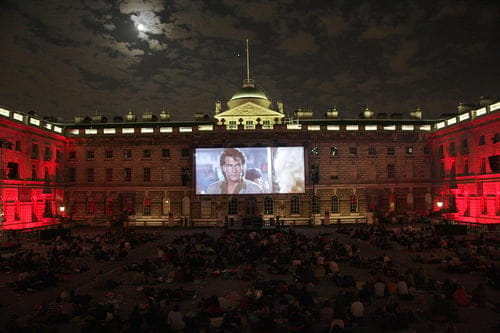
[0,82,498,230]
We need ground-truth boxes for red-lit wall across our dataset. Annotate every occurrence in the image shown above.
[429,111,500,224]
[0,117,67,230]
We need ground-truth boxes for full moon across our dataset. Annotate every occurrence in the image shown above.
[136,23,146,32]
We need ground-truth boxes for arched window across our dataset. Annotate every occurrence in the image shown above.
[312,195,320,214]
[228,198,238,215]
[290,195,300,215]
[331,195,340,213]
[143,198,151,216]
[264,196,274,215]
[350,195,358,213]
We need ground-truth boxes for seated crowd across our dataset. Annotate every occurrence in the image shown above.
[3,225,499,332]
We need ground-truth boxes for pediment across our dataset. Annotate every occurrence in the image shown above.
[215,102,283,119]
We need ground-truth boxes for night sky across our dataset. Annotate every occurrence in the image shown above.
[1,0,499,122]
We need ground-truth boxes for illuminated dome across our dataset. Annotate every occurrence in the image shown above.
[227,79,272,109]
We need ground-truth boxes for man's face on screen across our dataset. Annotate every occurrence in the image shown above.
[222,156,243,183]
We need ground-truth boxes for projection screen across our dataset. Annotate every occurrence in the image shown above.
[195,147,305,195]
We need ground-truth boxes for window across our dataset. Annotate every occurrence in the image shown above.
[437,145,444,158]
[162,148,170,158]
[182,167,190,185]
[56,149,63,162]
[86,199,94,215]
[439,162,445,178]
[461,139,469,154]
[479,135,485,146]
[44,167,50,184]
[349,147,357,156]
[44,147,52,161]
[32,165,38,180]
[264,196,274,215]
[350,195,358,213]
[387,163,395,178]
[6,162,19,179]
[405,147,413,155]
[423,145,430,155]
[124,167,132,181]
[463,160,469,175]
[181,148,190,157]
[368,146,376,156]
[86,150,95,159]
[143,198,152,216]
[105,168,113,182]
[55,167,61,182]
[331,195,340,213]
[228,198,238,215]
[291,195,300,215]
[312,195,320,214]
[143,167,151,182]
[15,141,21,151]
[31,143,39,159]
[105,150,113,159]
[68,151,76,159]
[448,142,456,156]
[87,168,94,182]
[387,147,395,155]
[450,162,456,178]
[143,149,151,158]
[124,149,132,158]
[68,167,76,182]
[262,120,271,127]
[480,158,486,174]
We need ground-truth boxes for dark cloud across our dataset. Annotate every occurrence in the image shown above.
[0,0,499,121]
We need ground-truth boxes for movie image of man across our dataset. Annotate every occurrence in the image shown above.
[206,148,264,194]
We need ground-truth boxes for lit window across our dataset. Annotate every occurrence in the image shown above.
[331,195,340,213]
[264,196,274,215]
[406,147,413,155]
[143,198,152,216]
[291,195,300,215]
[350,195,358,213]
[312,195,320,214]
